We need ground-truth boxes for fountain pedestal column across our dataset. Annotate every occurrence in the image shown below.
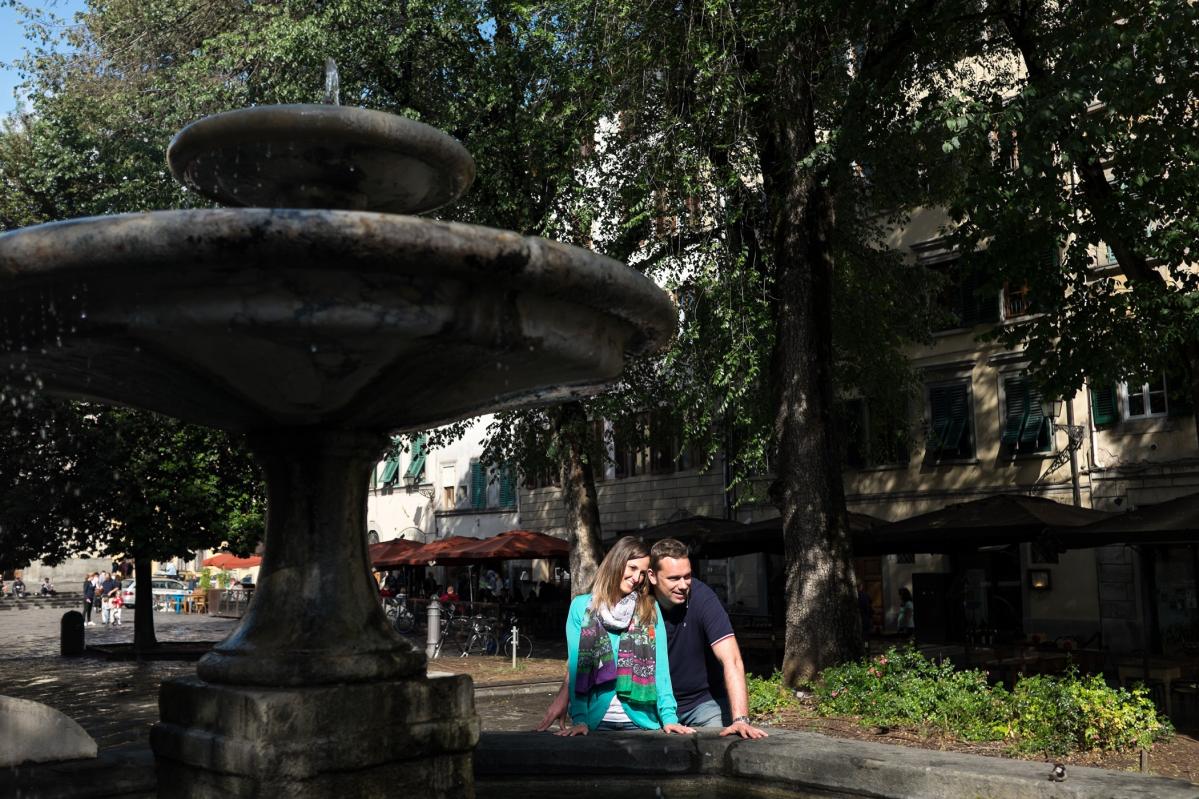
[151,428,478,797]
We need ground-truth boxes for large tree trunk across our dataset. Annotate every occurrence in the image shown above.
[753,38,864,688]
[552,401,604,597]
[133,555,157,652]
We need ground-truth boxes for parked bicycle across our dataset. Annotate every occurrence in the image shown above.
[498,612,533,660]
[382,594,418,633]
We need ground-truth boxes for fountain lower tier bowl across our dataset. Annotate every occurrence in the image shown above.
[0,209,675,431]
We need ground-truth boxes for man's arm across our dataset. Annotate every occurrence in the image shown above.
[710,637,768,739]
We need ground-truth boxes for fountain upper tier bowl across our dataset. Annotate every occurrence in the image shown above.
[0,208,676,432]
[167,104,476,213]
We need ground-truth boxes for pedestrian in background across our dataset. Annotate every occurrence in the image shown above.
[82,573,97,626]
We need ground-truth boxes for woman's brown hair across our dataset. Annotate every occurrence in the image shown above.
[590,536,656,627]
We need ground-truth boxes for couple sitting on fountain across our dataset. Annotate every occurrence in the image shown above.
[539,537,768,739]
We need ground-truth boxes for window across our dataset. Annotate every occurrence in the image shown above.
[613,411,701,479]
[1003,282,1032,319]
[440,463,457,509]
[926,382,974,460]
[930,259,999,332]
[497,465,516,509]
[1123,375,1168,419]
[1000,376,1051,454]
[841,395,911,468]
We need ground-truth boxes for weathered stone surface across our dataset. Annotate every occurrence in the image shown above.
[0,695,97,766]
[475,730,1199,799]
[153,674,478,797]
[0,210,676,434]
[167,104,476,214]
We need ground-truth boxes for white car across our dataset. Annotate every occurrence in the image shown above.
[120,577,188,609]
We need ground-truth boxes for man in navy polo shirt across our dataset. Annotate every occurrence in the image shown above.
[537,538,767,739]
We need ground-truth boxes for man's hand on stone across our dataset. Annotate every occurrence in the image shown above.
[719,719,768,739]
[661,723,695,735]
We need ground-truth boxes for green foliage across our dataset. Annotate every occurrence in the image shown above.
[814,648,1173,755]
[815,647,1009,743]
[1008,671,1172,756]
[198,569,211,592]
[746,671,797,717]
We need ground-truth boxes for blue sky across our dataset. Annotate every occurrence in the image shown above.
[0,0,87,118]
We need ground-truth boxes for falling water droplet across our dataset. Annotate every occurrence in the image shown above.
[324,58,340,106]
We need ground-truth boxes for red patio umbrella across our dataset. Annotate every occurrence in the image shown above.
[370,538,423,569]
[459,530,570,560]
[202,553,262,569]
[389,535,483,565]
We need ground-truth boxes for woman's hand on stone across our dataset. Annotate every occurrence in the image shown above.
[555,723,589,737]
[661,723,695,735]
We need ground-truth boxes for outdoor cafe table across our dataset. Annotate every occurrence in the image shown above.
[1117,656,1195,718]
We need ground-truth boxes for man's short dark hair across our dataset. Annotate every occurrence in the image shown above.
[650,538,690,568]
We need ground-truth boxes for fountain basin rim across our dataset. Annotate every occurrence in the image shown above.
[0,208,677,356]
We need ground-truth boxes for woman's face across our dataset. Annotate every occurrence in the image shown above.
[620,556,650,596]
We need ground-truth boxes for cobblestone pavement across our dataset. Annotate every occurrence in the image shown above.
[0,607,561,753]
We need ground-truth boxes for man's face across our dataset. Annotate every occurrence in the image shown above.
[648,556,692,607]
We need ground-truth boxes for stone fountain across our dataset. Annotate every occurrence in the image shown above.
[0,99,676,796]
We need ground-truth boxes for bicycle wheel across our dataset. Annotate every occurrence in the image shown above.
[393,608,415,634]
[441,618,472,657]
[502,633,533,660]
[464,631,499,657]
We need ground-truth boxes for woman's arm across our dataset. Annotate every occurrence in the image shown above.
[565,594,590,724]
[653,604,680,727]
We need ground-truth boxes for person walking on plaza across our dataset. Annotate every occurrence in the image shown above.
[99,571,119,626]
[539,538,767,740]
[896,587,915,635]
[555,536,688,736]
[82,573,97,625]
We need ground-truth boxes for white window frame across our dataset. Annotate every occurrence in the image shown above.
[1120,374,1169,420]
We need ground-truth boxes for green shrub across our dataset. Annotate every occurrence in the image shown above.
[813,647,1008,742]
[813,649,1172,756]
[1009,670,1171,755]
[746,671,795,716]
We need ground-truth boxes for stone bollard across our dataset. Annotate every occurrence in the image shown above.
[426,599,441,659]
[61,610,85,657]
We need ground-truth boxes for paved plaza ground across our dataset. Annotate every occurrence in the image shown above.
[0,606,565,756]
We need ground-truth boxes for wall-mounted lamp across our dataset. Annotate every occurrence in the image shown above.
[1028,569,1052,591]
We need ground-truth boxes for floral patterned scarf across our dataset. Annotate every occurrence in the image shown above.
[574,597,657,705]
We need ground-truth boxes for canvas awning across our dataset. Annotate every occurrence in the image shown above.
[865,494,1114,554]
[1050,491,1199,549]
[202,553,262,569]
[369,538,423,569]
[458,529,569,560]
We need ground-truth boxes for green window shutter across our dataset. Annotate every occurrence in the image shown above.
[1019,384,1046,450]
[498,465,516,508]
[1090,384,1119,427]
[929,384,969,456]
[469,461,487,509]
[403,434,428,481]
[942,386,969,452]
[928,387,951,452]
[1001,378,1027,447]
[380,457,400,485]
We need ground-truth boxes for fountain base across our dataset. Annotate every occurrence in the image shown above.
[151,674,478,797]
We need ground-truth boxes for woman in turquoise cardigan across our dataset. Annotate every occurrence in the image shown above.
[557,536,692,735]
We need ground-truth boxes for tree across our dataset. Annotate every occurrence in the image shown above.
[0,398,264,650]
[932,1,1199,437]
[577,0,982,684]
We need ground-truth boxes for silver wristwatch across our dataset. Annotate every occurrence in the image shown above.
[732,715,751,725]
